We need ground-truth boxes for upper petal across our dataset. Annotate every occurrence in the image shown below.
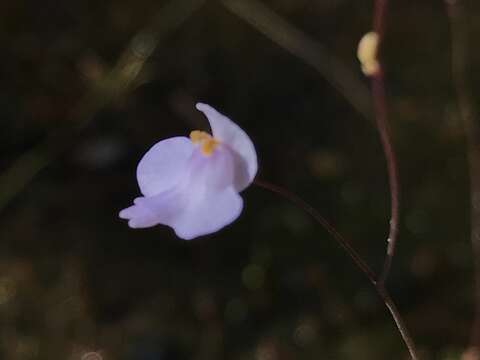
[195,103,257,191]
[136,136,193,196]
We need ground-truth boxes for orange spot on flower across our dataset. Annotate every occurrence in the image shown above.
[189,130,219,156]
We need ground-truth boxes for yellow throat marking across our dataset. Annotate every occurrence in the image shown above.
[190,130,220,156]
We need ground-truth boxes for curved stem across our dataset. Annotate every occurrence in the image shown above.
[376,284,420,360]
[371,0,400,284]
[372,71,400,284]
[254,179,376,282]
[254,179,420,360]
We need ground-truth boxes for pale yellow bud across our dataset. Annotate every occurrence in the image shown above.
[357,31,380,76]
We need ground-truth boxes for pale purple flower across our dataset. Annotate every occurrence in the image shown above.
[119,103,257,240]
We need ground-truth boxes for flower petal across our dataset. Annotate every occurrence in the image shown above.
[187,145,235,190]
[172,187,243,240]
[119,199,159,228]
[170,148,242,239]
[195,103,257,191]
[120,146,242,238]
[118,184,243,240]
[118,191,184,229]
[136,136,193,196]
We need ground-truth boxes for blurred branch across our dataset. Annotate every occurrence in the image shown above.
[0,0,205,213]
[221,0,372,120]
[446,0,480,355]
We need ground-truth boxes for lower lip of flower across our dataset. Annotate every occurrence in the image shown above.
[190,130,220,156]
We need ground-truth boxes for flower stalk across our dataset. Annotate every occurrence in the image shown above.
[254,180,419,359]
[358,0,400,285]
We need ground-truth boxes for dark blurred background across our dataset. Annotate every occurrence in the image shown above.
[0,0,479,359]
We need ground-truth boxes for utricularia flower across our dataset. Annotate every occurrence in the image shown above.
[119,103,257,240]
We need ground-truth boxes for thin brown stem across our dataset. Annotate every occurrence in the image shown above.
[446,0,480,352]
[376,284,420,360]
[373,0,387,37]
[254,179,376,282]
[370,0,400,284]
[372,72,400,284]
[254,179,419,360]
